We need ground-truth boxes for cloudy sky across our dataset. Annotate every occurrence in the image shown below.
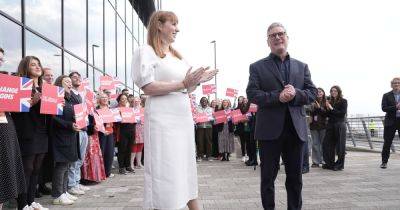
[162,0,400,116]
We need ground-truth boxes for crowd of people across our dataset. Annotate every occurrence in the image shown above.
[0,48,146,210]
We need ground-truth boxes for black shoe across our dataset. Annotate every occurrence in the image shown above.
[302,167,310,174]
[380,163,387,169]
[245,160,258,166]
[333,166,343,171]
[311,163,320,168]
[35,190,42,198]
[119,168,127,175]
[322,164,333,170]
[126,167,135,173]
[38,184,51,195]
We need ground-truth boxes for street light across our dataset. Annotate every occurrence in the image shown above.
[54,53,71,74]
[92,44,100,90]
[210,40,217,99]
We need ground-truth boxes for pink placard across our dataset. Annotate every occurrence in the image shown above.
[40,83,64,115]
[119,107,135,123]
[230,109,248,124]
[248,103,258,113]
[74,104,88,129]
[96,107,115,123]
[202,84,216,95]
[99,75,114,90]
[213,110,227,124]
[0,74,32,112]
[93,112,106,134]
[226,88,238,98]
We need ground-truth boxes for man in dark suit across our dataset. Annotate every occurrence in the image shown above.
[380,77,400,169]
[246,22,317,210]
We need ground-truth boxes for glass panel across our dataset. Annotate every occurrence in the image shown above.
[64,0,86,60]
[133,10,139,40]
[25,0,61,44]
[88,0,104,71]
[64,53,86,78]
[116,18,125,86]
[125,0,132,31]
[108,0,115,7]
[25,31,62,78]
[105,2,116,77]
[0,15,22,74]
[126,28,133,88]
[0,0,21,21]
[116,0,125,21]
[138,21,143,45]
[94,69,102,92]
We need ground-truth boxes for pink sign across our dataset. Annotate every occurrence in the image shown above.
[40,83,64,115]
[248,103,258,113]
[119,107,135,123]
[99,75,114,90]
[96,108,114,123]
[202,84,216,95]
[213,110,227,124]
[74,104,88,129]
[0,74,32,112]
[230,109,248,124]
[93,112,106,134]
[226,88,238,97]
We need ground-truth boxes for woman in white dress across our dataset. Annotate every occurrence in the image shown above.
[132,11,217,210]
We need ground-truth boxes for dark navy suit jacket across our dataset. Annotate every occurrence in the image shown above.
[246,54,317,141]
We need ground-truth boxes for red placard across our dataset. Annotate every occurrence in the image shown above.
[40,83,64,115]
[119,107,135,123]
[202,84,216,95]
[93,112,106,134]
[99,75,114,90]
[226,88,238,97]
[248,103,258,113]
[74,104,88,129]
[110,108,122,122]
[0,74,32,112]
[194,112,210,123]
[96,107,115,123]
[85,89,96,114]
[139,108,144,124]
[230,109,248,124]
[213,110,227,124]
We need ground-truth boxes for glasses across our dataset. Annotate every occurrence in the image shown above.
[268,31,286,39]
[392,82,400,84]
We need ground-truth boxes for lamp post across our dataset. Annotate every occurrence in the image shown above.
[54,53,71,73]
[92,44,99,90]
[210,40,217,99]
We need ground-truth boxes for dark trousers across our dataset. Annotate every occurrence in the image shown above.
[196,127,213,158]
[38,151,54,186]
[99,133,115,177]
[382,120,400,163]
[247,131,257,162]
[302,137,310,169]
[239,131,250,156]
[52,162,70,198]
[323,122,347,169]
[118,129,133,168]
[17,153,45,210]
[259,117,304,210]
[211,126,219,157]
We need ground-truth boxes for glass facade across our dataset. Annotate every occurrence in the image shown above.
[0,0,150,94]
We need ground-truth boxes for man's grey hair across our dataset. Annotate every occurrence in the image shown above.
[267,22,286,34]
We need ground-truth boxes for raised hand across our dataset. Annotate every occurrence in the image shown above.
[199,67,218,84]
[182,67,206,88]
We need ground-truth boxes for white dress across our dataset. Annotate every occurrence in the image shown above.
[132,45,198,209]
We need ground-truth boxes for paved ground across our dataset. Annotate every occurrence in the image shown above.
[4,151,400,210]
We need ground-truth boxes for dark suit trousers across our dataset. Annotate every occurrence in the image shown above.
[259,115,304,210]
[323,122,346,169]
[247,130,257,162]
[382,119,400,163]
[239,131,250,156]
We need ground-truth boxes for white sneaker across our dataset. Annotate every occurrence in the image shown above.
[30,202,49,210]
[242,156,246,162]
[68,186,85,195]
[53,194,74,205]
[108,173,115,178]
[22,205,33,210]
[79,184,90,191]
[65,192,78,201]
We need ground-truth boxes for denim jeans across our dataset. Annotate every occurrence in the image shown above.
[68,131,88,188]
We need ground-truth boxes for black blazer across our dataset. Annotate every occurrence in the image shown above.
[246,54,317,141]
[382,91,399,126]
[51,94,79,163]
[326,99,347,124]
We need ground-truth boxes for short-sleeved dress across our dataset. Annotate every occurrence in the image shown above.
[132,45,198,209]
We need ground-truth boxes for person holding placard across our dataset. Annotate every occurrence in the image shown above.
[131,97,144,169]
[96,92,115,178]
[12,56,49,210]
[114,94,135,175]
[50,75,80,205]
[0,55,26,210]
[217,99,235,161]
[195,97,214,162]
[132,11,217,210]
[210,99,220,159]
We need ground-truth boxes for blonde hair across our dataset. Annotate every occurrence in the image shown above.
[147,11,182,59]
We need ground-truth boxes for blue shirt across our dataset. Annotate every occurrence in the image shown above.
[394,92,400,117]
[271,53,290,85]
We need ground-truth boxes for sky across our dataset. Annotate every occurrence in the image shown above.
[162,0,400,116]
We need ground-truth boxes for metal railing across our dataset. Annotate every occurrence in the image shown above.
[346,116,398,152]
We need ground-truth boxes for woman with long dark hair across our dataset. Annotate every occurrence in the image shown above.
[217,99,235,161]
[12,56,49,210]
[309,88,328,167]
[322,85,348,171]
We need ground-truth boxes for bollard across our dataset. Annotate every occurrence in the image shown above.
[362,119,374,149]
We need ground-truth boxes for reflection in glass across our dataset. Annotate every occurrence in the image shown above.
[25,0,61,44]
[88,0,104,71]
[126,28,133,88]
[117,18,125,85]
[105,2,116,77]
[64,53,86,77]
[64,0,86,59]
[0,15,22,74]
[25,31,62,78]
[0,0,21,21]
